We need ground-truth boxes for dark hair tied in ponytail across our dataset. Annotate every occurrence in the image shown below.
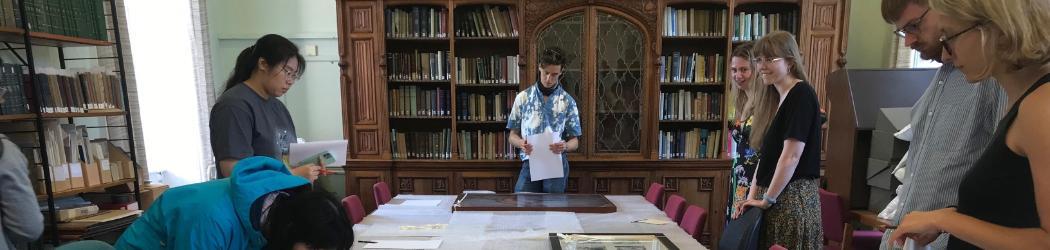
[224,34,307,92]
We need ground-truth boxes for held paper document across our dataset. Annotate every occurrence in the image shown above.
[526,130,563,181]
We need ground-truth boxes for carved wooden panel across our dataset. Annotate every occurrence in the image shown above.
[345,170,389,213]
[463,178,478,190]
[805,35,834,109]
[352,39,378,125]
[659,170,728,249]
[460,177,515,193]
[567,177,580,193]
[396,172,453,194]
[355,129,379,155]
[399,177,414,192]
[433,178,448,193]
[352,7,374,33]
[810,2,837,31]
[592,175,648,194]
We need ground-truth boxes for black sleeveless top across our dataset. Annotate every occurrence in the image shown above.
[947,74,1050,249]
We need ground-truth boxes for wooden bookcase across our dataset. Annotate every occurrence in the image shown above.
[338,0,849,247]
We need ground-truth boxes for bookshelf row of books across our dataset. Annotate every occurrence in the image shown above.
[663,7,727,37]
[23,68,125,114]
[658,128,724,159]
[659,52,725,83]
[456,55,520,84]
[44,195,141,241]
[0,63,25,115]
[391,129,452,160]
[0,0,110,41]
[387,51,451,81]
[457,130,516,160]
[732,11,798,42]
[456,91,516,122]
[659,91,723,121]
[455,5,518,38]
[0,121,133,195]
[385,6,447,38]
[389,86,450,117]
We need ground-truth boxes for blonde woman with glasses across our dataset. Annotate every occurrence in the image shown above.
[733,31,823,249]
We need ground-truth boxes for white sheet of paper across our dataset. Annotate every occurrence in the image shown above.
[363,240,443,249]
[398,200,442,207]
[289,140,348,167]
[633,218,673,225]
[526,130,563,181]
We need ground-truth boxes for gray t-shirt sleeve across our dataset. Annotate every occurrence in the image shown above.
[210,101,255,161]
[0,137,44,244]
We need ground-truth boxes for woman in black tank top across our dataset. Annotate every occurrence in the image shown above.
[888,0,1050,249]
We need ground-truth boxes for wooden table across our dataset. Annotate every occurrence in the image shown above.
[853,210,892,231]
[353,195,706,249]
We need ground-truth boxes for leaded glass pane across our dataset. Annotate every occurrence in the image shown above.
[595,12,643,153]
[537,13,584,103]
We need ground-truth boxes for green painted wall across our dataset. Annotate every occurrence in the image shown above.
[208,0,342,142]
[845,0,895,69]
[208,0,344,196]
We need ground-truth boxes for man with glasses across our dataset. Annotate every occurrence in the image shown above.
[879,1,1006,249]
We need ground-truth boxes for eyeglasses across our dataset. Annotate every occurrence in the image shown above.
[751,57,785,64]
[893,8,930,38]
[281,65,301,80]
[939,22,984,56]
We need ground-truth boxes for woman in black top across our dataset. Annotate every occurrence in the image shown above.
[888,0,1050,249]
[733,31,823,249]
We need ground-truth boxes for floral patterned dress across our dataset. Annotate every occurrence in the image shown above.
[726,116,758,223]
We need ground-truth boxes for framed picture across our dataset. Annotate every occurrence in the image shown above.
[549,233,679,250]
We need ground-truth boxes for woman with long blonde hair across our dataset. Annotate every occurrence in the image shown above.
[727,42,762,223]
[888,0,1050,248]
[733,31,823,249]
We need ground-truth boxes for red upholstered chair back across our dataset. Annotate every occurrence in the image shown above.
[373,181,393,207]
[819,188,847,242]
[645,182,665,208]
[341,195,366,224]
[679,205,708,241]
[664,194,687,223]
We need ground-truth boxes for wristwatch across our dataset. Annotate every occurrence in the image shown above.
[763,196,777,207]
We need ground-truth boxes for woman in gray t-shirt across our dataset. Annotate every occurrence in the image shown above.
[210,34,320,181]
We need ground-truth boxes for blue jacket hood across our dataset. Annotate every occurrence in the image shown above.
[230,156,310,248]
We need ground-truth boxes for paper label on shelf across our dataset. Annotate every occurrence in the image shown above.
[101,159,111,171]
[53,164,69,180]
[70,163,83,178]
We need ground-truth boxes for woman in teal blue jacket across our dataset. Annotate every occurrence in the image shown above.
[115,156,353,249]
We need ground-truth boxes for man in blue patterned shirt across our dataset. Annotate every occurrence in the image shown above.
[506,47,583,193]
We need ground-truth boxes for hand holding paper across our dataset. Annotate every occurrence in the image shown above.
[549,141,566,154]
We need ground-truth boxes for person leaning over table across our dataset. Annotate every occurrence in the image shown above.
[210,34,321,181]
[115,156,354,250]
[877,0,1007,249]
[888,0,1050,248]
[506,46,582,194]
